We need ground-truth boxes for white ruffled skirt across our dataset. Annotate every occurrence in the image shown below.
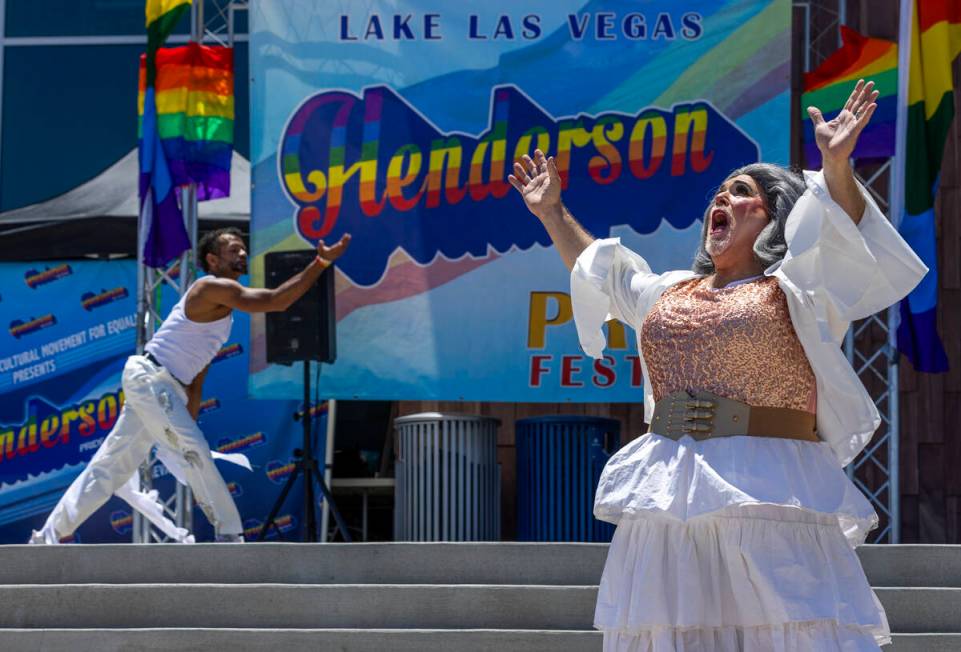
[594,434,890,651]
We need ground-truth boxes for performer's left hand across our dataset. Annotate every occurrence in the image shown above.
[806,79,879,165]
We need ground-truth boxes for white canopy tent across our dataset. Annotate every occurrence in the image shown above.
[0,149,250,225]
[0,149,250,260]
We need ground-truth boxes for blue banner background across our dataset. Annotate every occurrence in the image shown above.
[249,0,792,402]
[0,261,318,543]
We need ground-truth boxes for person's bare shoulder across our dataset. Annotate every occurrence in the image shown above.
[189,276,243,308]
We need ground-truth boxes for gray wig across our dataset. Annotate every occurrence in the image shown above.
[692,163,807,275]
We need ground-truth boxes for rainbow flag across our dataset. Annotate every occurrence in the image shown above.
[139,43,234,201]
[801,26,898,167]
[896,0,961,373]
[140,0,192,267]
[146,0,191,82]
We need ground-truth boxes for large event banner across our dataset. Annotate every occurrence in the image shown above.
[0,261,313,543]
[249,1,791,402]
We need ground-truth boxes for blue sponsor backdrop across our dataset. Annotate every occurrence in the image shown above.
[0,260,320,543]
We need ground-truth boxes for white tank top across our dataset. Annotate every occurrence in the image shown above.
[144,282,233,384]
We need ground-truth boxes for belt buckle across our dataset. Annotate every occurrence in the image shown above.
[680,391,715,440]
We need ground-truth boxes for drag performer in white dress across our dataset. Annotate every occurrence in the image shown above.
[31,228,351,544]
[509,80,926,650]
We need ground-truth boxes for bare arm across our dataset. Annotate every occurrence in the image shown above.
[509,149,594,271]
[185,364,210,421]
[822,160,866,225]
[197,234,351,313]
[538,203,596,271]
[807,79,879,225]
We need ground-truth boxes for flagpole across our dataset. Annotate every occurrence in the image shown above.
[892,0,913,231]
[885,0,915,545]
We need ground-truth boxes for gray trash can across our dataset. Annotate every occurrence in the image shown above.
[393,413,501,541]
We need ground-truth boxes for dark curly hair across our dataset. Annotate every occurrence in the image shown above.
[198,227,244,273]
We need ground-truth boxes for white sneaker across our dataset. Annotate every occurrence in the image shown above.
[27,530,48,544]
[28,528,61,544]
[215,533,244,543]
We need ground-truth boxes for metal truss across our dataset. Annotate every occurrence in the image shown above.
[796,1,901,543]
[844,160,901,544]
[194,1,249,46]
[133,1,246,543]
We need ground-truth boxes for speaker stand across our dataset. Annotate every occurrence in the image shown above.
[258,360,352,542]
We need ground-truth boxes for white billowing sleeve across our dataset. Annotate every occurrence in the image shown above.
[570,237,664,359]
[778,170,927,339]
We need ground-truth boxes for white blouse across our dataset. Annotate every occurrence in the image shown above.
[570,170,927,544]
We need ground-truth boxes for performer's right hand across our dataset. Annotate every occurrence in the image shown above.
[509,148,562,221]
[317,233,351,266]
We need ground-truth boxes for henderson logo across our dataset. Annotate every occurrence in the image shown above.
[0,390,124,468]
[266,459,296,485]
[198,398,221,415]
[213,343,243,363]
[110,510,133,535]
[216,431,267,454]
[8,314,57,338]
[279,84,757,285]
[80,287,129,311]
[24,264,72,289]
[243,515,296,540]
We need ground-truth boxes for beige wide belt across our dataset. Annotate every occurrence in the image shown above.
[649,390,819,442]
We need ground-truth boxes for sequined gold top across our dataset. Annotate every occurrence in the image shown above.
[641,276,817,413]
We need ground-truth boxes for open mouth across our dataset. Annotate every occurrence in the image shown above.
[710,210,730,236]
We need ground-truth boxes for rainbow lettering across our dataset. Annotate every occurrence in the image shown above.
[303,401,328,420]
[216,431,266,454]
[9,314,57,339]
[81,287,130,311]
[213,343,243,362]
[266,459,296,485]
[24,264,72,289]
[198,397,221,415]
[0,390,124,476]
[243,514,296,540]
[110,510,134,535]
[279,85,757,285]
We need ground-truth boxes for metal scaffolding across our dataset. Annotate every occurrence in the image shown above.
[133,1,247,543]
[795,0,901,543]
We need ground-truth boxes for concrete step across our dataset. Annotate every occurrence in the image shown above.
[858,545,961,587]
[0,629,956,652]
[0,629,603,652]
[4,543,960,587]
[2,583,959,633]
[876,588,961,633]
[889,634,961,652]
[0,584,599,630]
[0,543,608,585]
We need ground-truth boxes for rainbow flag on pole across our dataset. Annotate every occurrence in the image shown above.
[802,26,898,167]
[146,0,191,81]
[140,0,192,267]
[138,44,234,201]
[896,1,961,373]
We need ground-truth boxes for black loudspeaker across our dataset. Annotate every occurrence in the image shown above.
[264,250,336,365]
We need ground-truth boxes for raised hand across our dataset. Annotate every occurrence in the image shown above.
[807,79,879,164]
[508,149,563,220]
[317,233,351,264]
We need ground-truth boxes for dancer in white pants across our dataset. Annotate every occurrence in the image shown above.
[31,227,351,543]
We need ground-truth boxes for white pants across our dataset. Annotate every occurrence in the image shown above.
[39,355,243,540]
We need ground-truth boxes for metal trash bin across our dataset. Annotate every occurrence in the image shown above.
[393,413,501,541]
[515,416,620,542]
